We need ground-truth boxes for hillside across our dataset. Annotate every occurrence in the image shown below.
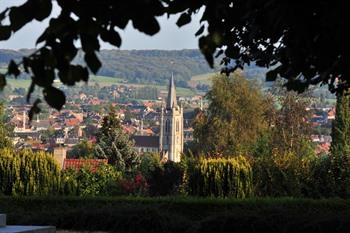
[0,49,214,87]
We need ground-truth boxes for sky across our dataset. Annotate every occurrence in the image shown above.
[0,0,202,50]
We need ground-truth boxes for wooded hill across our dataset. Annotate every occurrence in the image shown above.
[0,49,215,87]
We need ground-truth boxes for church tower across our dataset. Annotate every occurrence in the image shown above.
[159,74,184,162]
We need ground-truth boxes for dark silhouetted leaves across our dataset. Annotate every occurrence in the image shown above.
[28,99,42,121]
[9,3,34,32]
[43,86,66,110]
[58,65,89,85]
[8,60,20,77]
[26,81,35,102]
[176,13,191,27]
[33,0,52,21]
[266,69,279,82]
[0,73,6,91]
[132,16,160,36]
[199,36,215,68]
[85,52,101,74]
[0,26,11,40]
[195,25,205,37]
[100,29,121,47]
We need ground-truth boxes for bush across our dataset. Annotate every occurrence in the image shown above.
[148,161,184,196]
[61,164,122,196]
[253,152,311,197]
[0,148,61,196]
[186,156,253,198]
[117,173,149,196]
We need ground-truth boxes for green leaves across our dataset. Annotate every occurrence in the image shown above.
[43,86,66,110]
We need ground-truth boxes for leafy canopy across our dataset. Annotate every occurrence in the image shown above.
[193,73,269,156]
[0,0,348,115]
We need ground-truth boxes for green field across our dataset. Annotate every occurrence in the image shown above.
[1,196,350,233]
[188,73,216,88]
[5,75,197,97]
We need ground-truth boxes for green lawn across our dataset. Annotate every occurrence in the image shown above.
[1,196,350,233]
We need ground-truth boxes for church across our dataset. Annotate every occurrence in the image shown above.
[132,75,184,162]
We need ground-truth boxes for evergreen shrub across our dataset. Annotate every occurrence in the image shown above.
[0,148,61,195]
[186,156,253,198]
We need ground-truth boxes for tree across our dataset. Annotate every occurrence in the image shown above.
[94,106,140,173]
[331,92,350,155]
[0,103,12,149]
[67,139,95,159]
[193,73,269,156]
[1,1,348,114]
[270,88,314,157]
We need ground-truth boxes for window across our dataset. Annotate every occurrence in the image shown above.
[176,120,179,132]
[165,119,170,132]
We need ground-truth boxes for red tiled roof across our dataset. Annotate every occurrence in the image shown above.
[65,118,80,127]
[63,159,108,172]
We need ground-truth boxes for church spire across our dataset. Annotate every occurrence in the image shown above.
[166,73,177,109]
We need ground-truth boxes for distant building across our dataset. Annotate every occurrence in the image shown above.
[132,75,184,162]
[159,74,184,162]
[63,159,108,172]
[132,135,159,153]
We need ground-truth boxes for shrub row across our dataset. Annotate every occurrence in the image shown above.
[2,196,350,233]
[0,148,60,195]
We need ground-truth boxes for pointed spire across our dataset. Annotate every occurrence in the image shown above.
[166,73,177,109]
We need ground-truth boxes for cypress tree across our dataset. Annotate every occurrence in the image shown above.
[331,91,350,155]
[330,91,350,197]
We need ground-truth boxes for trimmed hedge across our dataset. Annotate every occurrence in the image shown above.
[0,148,60,195]
[186,156,253,198]
[1,197,350,233]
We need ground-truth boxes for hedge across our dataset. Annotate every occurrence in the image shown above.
[0,148,61,195]
[1,196,350,233]
[186,156,253,198]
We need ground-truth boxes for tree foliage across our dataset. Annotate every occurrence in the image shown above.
[0,102,12,149]
[193,73,269,156]
[185,156,253,198]
[0,148,61,195]
[67,139,95,159]
[1,1,346,114]
[94,107,140,173]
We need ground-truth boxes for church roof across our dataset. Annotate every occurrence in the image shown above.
[166,74,177,109]
[132,135,159,148]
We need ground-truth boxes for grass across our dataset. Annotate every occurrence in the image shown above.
[188,73,217,88]
[1,196,350,233]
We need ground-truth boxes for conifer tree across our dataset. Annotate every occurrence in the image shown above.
[331,91,350,155]
[329,91,350,197]
[0,103,12,149]
[95,106,140,173]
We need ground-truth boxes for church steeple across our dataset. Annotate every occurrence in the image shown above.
[159,73,183,162]
[166,73,177,109]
